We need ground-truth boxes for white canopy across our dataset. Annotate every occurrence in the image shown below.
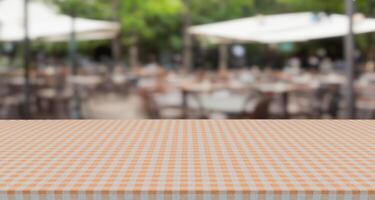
[189,12,375,44]
[0,0,120,42]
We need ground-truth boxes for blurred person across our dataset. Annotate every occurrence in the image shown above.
[327,85,341,119]
[172,53,182,70]
[194,70,207,83]
[334,59,345,71]
[1,42,16,67]
[238,68,255,84]
[284,57,301,76]
[218,68,230,82]
[143,55,162,75]
[289,57,301,69]
[250,65,261,76]
[316,48,327,59]
[365,61,375,73]
[308,55,319,70]
[319,57,334,74]
[138,70,169,118]
[138,58,169,91]
[262,67,276,82]
[250,65,262,82]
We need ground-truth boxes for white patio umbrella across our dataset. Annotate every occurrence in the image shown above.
[0,0,120,42]
[189,12,317,43]
[188,12,375,44]
[250,14,375,43]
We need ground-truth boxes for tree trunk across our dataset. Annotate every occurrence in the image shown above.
[368,4,375,62]
[69,12,81,119]
[129,36,139,71]
[219,43,228,71]
[22,0,31,119]
[111,0,121,69]
[182,0,192,72]
[365,34,374,61]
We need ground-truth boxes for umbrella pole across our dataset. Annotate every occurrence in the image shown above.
[345,0,355,119]
[219,43,228,71]
[69,14,81,119]
[182,0,192,72]
[23,0,31,119]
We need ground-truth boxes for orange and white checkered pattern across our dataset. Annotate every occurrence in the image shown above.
[0,120,374,200]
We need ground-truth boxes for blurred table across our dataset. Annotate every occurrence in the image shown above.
[256,82,316,118]
[179,82,253,118]
[112,74,131,85]
[37,88,73,117]
[68,75,103,99]
[318,73,346,86]
[0,120,373,199]
[68,75,102,87]
[194,94,253,114]
[7,77,45,87]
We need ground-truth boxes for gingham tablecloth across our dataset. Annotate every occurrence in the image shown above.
[0,120,374,200]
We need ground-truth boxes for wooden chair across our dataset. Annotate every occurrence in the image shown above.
[0,95,22,119]
[356,85,375,119]
[235,92,272,119]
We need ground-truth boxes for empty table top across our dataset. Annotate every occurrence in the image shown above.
[0,120,374,199]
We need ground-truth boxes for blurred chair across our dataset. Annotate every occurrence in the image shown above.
[235,92,272,119]
[111,73,133,93]
[287,90,316,118]
[148,89,206,119]
[356,85,375,119]
[68,75,103,100]
[185,92,207,119]
[153,90,184,119]
[138,88,164,119]
[0,95,22,119]
[37,88,73,118]
[317,84,342,119]
[2,75,42,118]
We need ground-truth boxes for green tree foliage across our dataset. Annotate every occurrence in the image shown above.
[188,0,254,24]
[276,0,343,13]
[276,0,374,15]
[121,0,182,47]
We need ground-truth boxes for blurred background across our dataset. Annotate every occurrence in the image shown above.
[0,0,374,120]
